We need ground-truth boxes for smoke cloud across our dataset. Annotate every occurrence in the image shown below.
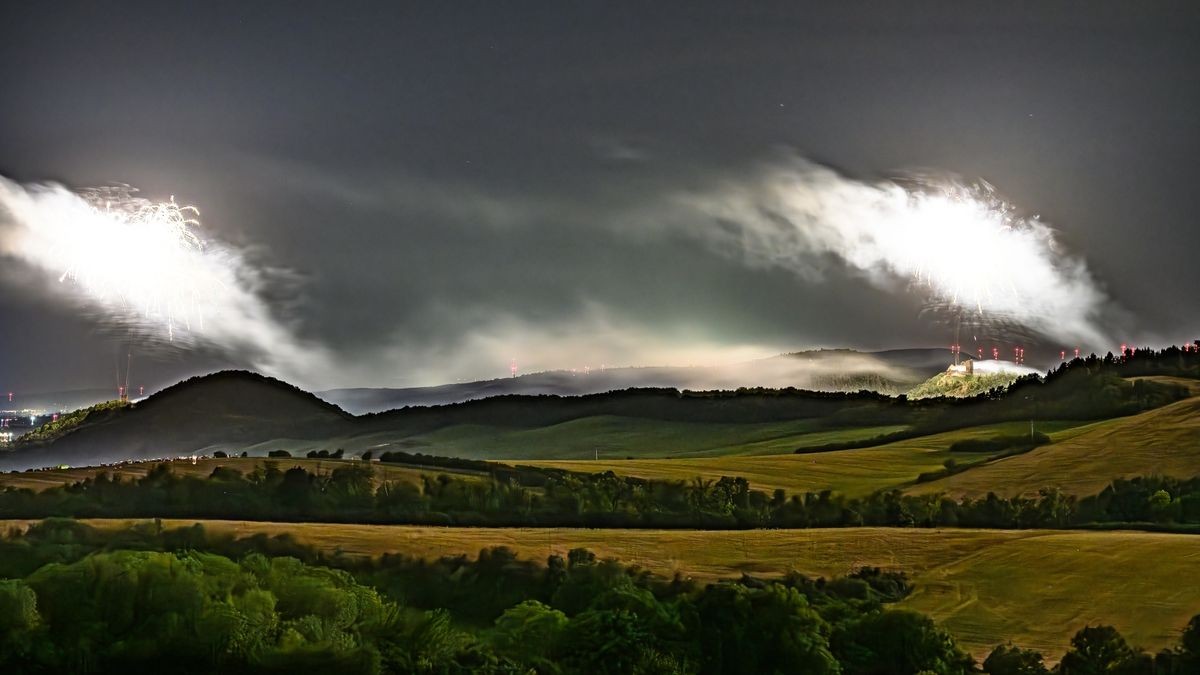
[0,177,335,384]
[0,156,1118,392]
[653,157,1113,347]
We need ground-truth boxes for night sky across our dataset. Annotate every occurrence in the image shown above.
[2,2,1199,393]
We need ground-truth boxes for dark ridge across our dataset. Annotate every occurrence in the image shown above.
[137,370,352,419]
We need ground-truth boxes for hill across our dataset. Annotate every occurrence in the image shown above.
[32,519,1198,662]
[908,370,1025,399]
[320,347,956,413]
[906,394,1200,498]
[0,371,353,470]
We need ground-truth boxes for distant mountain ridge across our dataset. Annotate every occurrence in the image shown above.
[321,348,957,414]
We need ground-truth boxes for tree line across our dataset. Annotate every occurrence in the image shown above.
[4,461,1200,532]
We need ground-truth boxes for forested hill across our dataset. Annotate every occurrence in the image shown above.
[0,371,355,470]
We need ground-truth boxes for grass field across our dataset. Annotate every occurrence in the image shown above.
[12,519,1195,661]
[0,456,476,492]
[1128,375,1200,396]
[516,420,1091,497]
[909,396,1200,498]
[254,417,912,460]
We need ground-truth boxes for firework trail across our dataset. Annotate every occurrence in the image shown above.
[0,176,330,383]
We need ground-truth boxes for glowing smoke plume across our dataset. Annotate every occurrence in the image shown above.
[0,159,1117,391]
[670,158,1111,347]
[0,177,331,382]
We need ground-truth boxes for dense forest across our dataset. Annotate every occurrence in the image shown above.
[0,519,1196,674]
[3,460,1200,532]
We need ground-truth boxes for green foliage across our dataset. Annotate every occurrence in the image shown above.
[492,600,568,661]
[1,520,1199,674]
[909,371,1025,400]
[14,399,130,446]
[1057,625,1135,675]
[695,582,840,675]
[0,578,40,663]
[2,548,499,674]
[982,643,1049,675]
[832,609,972,675]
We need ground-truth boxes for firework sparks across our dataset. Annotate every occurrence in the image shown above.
[49,186,212,340]
[0,176,330,383]
[675,157,1111,347]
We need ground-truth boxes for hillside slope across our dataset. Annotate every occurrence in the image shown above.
[907,395,1200,498]
[0,372,353,470]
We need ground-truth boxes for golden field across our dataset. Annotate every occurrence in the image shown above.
[4,518,1194,661]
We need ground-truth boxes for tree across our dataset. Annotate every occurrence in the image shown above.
[982,643,1049,675]
[1058,625,1135,675]
[1176,615,1200,671]
[695,582,839,675]
[1148,489,1175,522]
[557,608,652,674]
[0,579,39,663]
[833,609,971,675]
[492,600,567,661]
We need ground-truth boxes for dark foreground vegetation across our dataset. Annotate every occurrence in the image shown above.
[4,460,1200,532]
[0,519,1197,674]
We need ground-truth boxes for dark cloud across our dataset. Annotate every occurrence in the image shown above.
[0,1,1198,393]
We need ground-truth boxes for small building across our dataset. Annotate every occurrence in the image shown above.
[946,359,974,377]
